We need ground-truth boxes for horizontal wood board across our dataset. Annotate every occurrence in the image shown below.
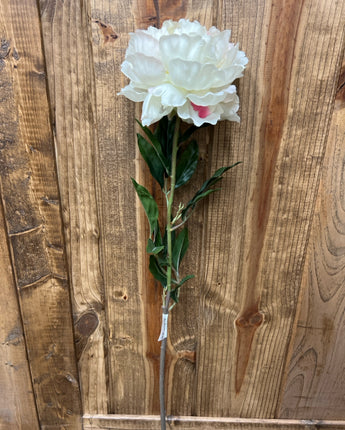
[83,415,345,430]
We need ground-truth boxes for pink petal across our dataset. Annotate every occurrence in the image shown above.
[191,102,211,118]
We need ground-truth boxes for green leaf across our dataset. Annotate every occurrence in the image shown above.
[137,134,165,188]
[175,140,199,189]
[186,188,220,207]
[178,122,210,144]
[154,115,176,169]
[131,178,159,236]
[170,274,194,303]
[136,120,169,174]
[178,274,194,287]
[149,255,167,287]
[146,238,165,255]
[170,289,180,303]
[172,228,189,272]
[182,162,241,220]
[153,221,163,247]
[178,125,197,143]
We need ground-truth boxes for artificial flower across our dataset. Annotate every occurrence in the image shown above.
[119,19,248,126]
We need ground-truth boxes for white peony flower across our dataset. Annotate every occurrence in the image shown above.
[119,19,248,127]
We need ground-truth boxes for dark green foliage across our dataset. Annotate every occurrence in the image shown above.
[133,116,241,302]
[131,178,159,236]
[175,140,198,189]
[147,238,165,255]
[137,134,166,188]
[172,228,189,273]
[149,255,167,287]
[182,162,241,220]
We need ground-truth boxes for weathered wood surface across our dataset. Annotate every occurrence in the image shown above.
[85,0,345,419]
[0,202,39,428]
[90,0,147,415]
[83,415,345,430]
[38,0,107,414]
[192,0,345,418]
[1,0,345,426]
[278,60,345,419]
[0,0,82,427]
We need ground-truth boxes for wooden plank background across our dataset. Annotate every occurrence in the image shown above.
[1,0,345,428]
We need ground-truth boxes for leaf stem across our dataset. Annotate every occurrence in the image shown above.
[160,115,180,430]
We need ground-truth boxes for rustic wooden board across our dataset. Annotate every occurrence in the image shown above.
[0,205,39,428]
[38,0,107,414]
[192,0,345,418]
[83,415,345,430]
[86,0,345,419]
[0,0,82,427]
[90,0,148,414]
[278,59,345,419]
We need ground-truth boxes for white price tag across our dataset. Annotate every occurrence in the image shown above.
[158,313,169,341]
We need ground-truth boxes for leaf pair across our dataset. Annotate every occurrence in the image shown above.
[147,226,194,302]
[182,162,242,221]
[137,118,199,189]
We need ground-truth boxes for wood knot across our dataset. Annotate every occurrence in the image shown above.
[74,310,99,359]
[94,20,118,44]
[177,350,196,363]
[235,311,264,328]
[75,311,99,337]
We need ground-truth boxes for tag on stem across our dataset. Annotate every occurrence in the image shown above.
[158,313,169,341]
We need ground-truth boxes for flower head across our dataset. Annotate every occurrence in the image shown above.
[119,19,248,127]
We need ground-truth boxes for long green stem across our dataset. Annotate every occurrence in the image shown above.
[160,115,180,430]
[166,115,180,294]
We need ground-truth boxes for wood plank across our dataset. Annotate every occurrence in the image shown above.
[278,57,345,419]
[90,0,147,414]
[83,414,345,430]
[0,0,82,427]
[38,0,107,414]
[0,206,39,428]
[133,2,214,417]
[193,0,345,418]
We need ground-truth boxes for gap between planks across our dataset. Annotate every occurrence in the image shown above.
[83,414,345,429]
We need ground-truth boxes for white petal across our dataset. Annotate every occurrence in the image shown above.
[169,59,227,90]
[219,93,240,122]
[207,30,231,61]
[122,54,166,87]
[162,19,207,37]
[141,94,173,126]
[119,84,147,102]
[177,101,220,127]
[187,85,236,106]
[235,49,249,67]
[222,64,246,83]
[159,34,206,65]
[126,31,160,58]
[150,84,186,107]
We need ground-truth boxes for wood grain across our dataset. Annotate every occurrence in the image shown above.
[91,0,148,414]
[83,414,345,430]
[1,0,345,425]
[278,57,345,419]
[0,0,82,426]
[193,0,345,418]
[38,0,108,414]
[0,203,39,428]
